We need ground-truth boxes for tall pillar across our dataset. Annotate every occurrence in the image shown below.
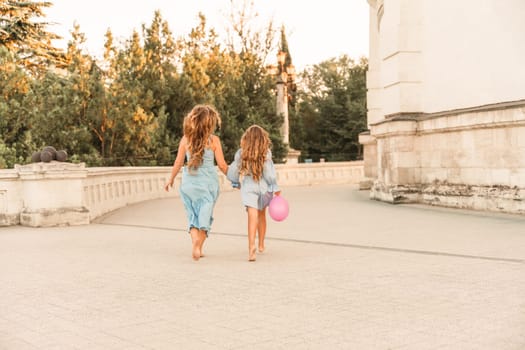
[366,0,383,125]
[360,0,383,189]
[276,75,290,145]
[379,0,423,118]
[361,0,424,201]
[274,51,301,164]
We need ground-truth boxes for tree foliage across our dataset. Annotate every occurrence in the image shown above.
[294,56,368,161]
[0,1,367,168]
[176,8,283,162]
[0,0,65,74]
[0,46,33,167]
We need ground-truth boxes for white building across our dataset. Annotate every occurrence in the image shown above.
[360,0,525,214]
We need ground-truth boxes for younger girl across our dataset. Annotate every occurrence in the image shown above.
[227,125,280,261]
[165,104,228,261]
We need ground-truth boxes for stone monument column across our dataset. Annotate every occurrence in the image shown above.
[274,51,301,164]
[276,72,290,145]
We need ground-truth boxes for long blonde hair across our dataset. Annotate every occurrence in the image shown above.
[183,104,221,170]
[239,125,271,182]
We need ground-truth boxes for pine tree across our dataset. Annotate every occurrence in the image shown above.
[27,23,101,164]
[279,25,292,69]
[0,0,65,74]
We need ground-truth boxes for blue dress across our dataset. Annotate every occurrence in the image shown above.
[179,149,219,234]
[227,149,280,210]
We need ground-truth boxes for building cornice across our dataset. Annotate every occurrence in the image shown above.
[374,99,525,125]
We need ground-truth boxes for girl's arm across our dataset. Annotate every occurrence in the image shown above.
[212,135,228,175]
[227,149,241,186]
[263,150,280,194]
[164,137,187,192]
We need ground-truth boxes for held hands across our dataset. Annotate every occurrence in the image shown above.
[275,191,281,196]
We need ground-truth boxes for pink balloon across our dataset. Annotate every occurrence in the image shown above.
[269,195,289,222]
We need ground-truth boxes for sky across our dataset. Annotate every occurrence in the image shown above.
[44,0,369,71]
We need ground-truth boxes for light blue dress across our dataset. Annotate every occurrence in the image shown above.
[179,148,219,234]
[227,149,280,210]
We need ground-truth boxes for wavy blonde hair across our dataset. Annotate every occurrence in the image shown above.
[239,125,271,182]
[183,104,221,170]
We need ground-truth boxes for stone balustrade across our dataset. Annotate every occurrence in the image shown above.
[0,161,363,227]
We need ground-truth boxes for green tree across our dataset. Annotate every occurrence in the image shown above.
[27,23,101,164]
[0,46,33,167]
[95,12,182,166]
[221,2,285,161]
[296,55,368,161]
[103,29,159,165]
[0,4,294,167]
[0,0,65,74]
[141,11,179,164]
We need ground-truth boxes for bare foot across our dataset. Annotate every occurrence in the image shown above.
[192,244,201,261]
[258,245,265,253]
[248,246,257,262]
[198,231,206,258]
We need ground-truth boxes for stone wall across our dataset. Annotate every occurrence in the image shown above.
[0,161,363,227]
[420,0,525,113]
[0,169,20,226]
[363,0,525,215]
[370,102,525,214]
[358,132,377,189]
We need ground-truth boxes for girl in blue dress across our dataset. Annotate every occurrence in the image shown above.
[227,125,281,261]
[165,105,228,261]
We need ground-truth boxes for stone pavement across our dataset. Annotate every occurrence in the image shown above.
[1,184,524,350]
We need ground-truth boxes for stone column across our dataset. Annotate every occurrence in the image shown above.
[276,73,301,164]
[379,0,423,117]
[360,0,383,187]
[16,162,89,227]
[367,0,424,202]
[366,0,383,125]
[276,75,290,145]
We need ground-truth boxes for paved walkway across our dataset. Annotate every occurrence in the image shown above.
[1,185,525,349]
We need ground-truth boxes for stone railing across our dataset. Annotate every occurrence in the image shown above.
[0,161,363,227]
